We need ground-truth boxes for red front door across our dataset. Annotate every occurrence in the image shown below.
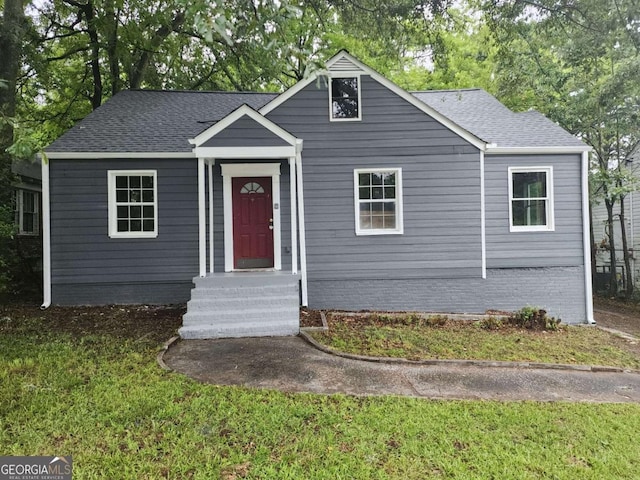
[232,177,274,269]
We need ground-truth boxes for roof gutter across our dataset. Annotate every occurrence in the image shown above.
[486,146,591,155]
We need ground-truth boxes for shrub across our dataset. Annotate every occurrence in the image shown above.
[507,306,561,331]
[478,316,504,330]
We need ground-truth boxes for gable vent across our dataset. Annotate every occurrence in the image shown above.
[328,57,365,73]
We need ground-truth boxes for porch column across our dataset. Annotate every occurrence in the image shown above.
[198,157,206,277]
[295,140,308,306]
[289,157,298,275]
[208,159,215,273]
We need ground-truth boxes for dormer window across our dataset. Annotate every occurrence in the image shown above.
[330,76,361,121]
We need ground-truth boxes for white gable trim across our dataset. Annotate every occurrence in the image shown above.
[260,51,487,150]
[190,104,298,147]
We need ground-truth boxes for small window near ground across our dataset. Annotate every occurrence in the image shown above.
[108,170,157,238]
[330,76,361,121]
[14,189,39,235]
[354,168,403,235]
[509,166,554,232]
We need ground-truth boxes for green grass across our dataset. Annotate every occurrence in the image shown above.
[2,309,640,479]
[311,314,640,369]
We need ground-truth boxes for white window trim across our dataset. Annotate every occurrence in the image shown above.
[107,170,158,238]
[508,166,555,232]
[15,189,40,236]
[354,168,404,236]
[329,73,362,122]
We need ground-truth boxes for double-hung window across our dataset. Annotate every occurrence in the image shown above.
[354,168,403,235]
[14,189,39,235]
[330,76,361,121]
[509,166,554,232]
[108,170,158,238]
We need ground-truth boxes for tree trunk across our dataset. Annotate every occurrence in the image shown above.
[81,0,103,110]
[605,198,618,296]
[618,194,634,297]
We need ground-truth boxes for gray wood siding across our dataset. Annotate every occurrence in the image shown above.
[50,158,199,300]
[267,75,483,280]
[485,154,584,268]
[201,116,291,147]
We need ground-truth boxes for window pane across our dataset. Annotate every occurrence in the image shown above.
[117,220,129,232]
[130,220,142,231]
[383,214,396,229]
[130,190,141,202]
[512,200,547,226]
[332,99,358,119]
[23,213,35,233]
[130,206,142,219]
[371,173,383,185]
[116,189,128,202]
[141,176,154,188]
[384,187,395,199]
[513,172,547,199]
[117,206,128,219]
[130,176,141,188]
[358,173,370,186]
[142,190,154,202]
[116,176,128,188]
[383,172,396,186]
[143,206,154,218]
[359,186,370,200]
[331,77,358,98]
[143,219,155,232]
[371,187,383,199]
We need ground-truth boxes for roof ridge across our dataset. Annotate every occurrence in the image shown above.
[411,88,483,94]
[126,89,278,95]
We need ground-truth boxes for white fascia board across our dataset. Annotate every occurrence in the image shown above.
[259,73,324,116]
[194,146,296,159]
[486,146,591,155]
[44,151,195,159]
[189,104,298,147]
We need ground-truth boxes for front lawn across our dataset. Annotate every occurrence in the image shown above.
[2,305,640,479]
[310,312,640,369]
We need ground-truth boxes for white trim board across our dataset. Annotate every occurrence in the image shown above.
[486,146,590,155]
[194,146,296,159]
[221,163,282,272]
[507,166,555,232]
[189,104,298,147]
[44,151,195,159]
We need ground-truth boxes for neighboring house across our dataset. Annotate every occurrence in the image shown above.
[11,158,43,288]
[592,157,640,292]
[41,51,593,338]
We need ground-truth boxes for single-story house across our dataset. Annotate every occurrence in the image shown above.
[42,51,594,338]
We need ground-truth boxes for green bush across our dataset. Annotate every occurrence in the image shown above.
[508,306,562,331]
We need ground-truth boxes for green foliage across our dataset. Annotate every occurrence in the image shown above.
[478,316,503,330]
[508,306,562,331]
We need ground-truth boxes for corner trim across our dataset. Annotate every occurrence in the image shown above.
[480,151,487,279]
[41,157,51,308]
[582,151,596,324]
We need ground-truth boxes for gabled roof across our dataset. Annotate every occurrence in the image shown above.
[412,89,587,149]
[46,90,276,153]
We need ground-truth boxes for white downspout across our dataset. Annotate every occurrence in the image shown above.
[295,140,308,306]
[582,151,595,324]
[41,154,51,309]
[198,157,206,277]
[480,149,487,279]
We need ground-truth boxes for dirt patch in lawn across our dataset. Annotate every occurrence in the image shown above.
[0,304,184,346]
[594,296,640,338]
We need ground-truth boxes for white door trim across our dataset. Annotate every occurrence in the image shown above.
[221,163,282,272]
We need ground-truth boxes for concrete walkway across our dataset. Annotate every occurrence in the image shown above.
[162,335,640,403]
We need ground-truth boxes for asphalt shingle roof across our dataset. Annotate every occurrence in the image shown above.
[412,88,586,148]
[46,87,585,153]
[46,90,277,152]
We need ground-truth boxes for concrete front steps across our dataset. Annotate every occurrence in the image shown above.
[179,272,300,339]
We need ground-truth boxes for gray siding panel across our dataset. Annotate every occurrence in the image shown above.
[485,154,584,268]
[201,116,291,147]
[267,75,483,281]
[50,158,199,304]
